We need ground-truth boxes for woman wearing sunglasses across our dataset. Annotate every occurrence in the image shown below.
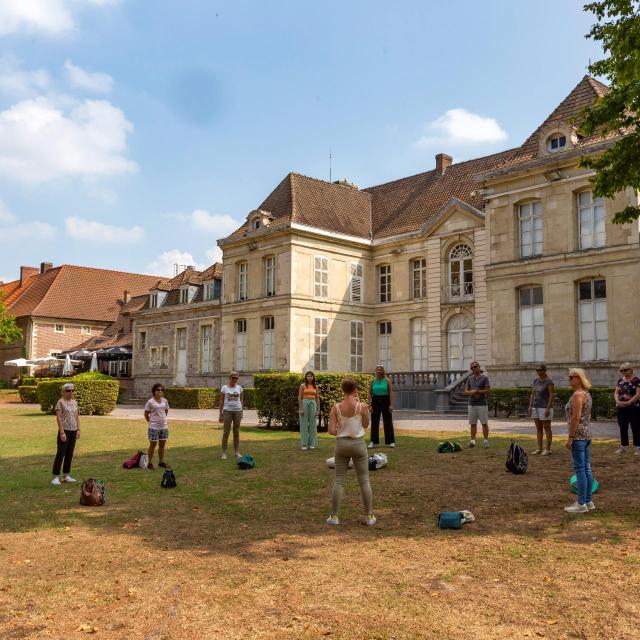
[52,383,80,485]
[218,371,244,459]
[144,383,170,470]
[613,362,640,455]
[528,364,555,455]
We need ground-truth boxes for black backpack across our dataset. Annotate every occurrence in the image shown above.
[506,442,528,474]
[160,468,177,488]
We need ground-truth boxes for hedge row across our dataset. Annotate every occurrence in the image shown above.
[38,378,119,415]
[489,387,616,419]
[254,373,373,430]
[161,387,255,409]
[18,385,38,403]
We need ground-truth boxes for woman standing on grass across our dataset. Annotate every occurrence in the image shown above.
[528,364,555,456]
[613,362,640,455]
[298,371,320,451]
[327,377,376,526]
[144,383,170,470]
[564,368,595,514]
[52,383,80,486]
[368,365,395,449]
[218,372,243,460]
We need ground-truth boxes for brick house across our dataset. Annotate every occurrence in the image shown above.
[0,262,166,382]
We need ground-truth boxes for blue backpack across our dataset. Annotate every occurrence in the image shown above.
[237,454,256,469]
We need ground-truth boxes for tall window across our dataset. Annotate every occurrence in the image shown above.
[149,292,158,308]
[150,347,157,367]
[448,244,473,300]
[379,265,391,303]
[201,325,212,373]
[139,331,147,350]
[160,346,168,366]
[236,319,247,370]
[179,287,189,304]
[350,262,363,302]
[263,316,275,369]
[314,256,328,298]
[519,286,544,363]
[378,322,392,371]
[578,191,605,249]
[350,320,363,373]
[238,262,248,301]
[314,317,328,371]
[519,202,542,258]
[411,318,428,371]
[412,258,427,299]
[265,256,276,297]
[579,279,608,361]
[204,282,215,301]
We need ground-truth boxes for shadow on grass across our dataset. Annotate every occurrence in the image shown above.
[1,425,639,557]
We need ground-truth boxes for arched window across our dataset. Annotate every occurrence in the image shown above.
[447,314,474,370]
[448,244,473,301]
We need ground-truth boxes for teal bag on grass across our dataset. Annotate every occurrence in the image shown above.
[237,454,256,469]
[569,475,598,494]
[437,511,463,529]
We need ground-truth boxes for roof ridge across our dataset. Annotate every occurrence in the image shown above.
[57,264,168,280]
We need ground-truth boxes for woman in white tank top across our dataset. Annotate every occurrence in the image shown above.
[327,377,376,526]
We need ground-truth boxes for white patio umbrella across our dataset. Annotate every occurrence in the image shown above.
[27,356,64,365]
[62,354,74,376]
[89,352,98,372]
[3,358,30,367]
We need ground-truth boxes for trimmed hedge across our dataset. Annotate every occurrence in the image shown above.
[242,387,256,409]
[164,387,219,409]
[18,385,38,403]
[489,386,616,419]
[254,373,373,430]
[38,378,119,415]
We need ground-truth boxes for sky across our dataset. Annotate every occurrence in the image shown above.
[0,0,604,283]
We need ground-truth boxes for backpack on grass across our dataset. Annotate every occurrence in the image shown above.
[79,479,105,506]
[437,441,462,453]
[160,468,177,488]
[368,452,388,470]
[123,451,143,469]
[506,441,528,474]
[237,454,256,469]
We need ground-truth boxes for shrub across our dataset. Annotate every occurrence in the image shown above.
[18,385,39,403]
[164,387,218,409]
[242,387,255,409]
[19,376,51,386]
[38,378,119,415]
[254,373,373,430]
[73,371,113,380]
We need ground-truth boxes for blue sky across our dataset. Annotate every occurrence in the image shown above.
[0,0,603,282]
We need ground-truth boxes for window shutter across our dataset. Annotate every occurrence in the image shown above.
[350,263,362,302]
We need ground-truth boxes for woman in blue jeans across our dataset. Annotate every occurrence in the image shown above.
[564,368,595,514]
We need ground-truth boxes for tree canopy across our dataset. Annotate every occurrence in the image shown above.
[0,294,22,345]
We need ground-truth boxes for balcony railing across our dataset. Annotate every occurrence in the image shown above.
[387,370,467,389]
[443,282,474,303]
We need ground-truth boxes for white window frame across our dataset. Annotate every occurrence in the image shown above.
[578,191,606,250]
[179,287,189,304]
[519,286,544,363]
[204,282,215,301]
[238,262,248,301]
[518,202,543,258]
[149,292,158,308]
[448,244,473,301]
[265,256,276,297]
[379,264,391,303]
[350,320,364,373]
[201,325,213,373]
[81,325,91,336]
[579,279,608,361]
[378,321,392,371]
[314,255,328,299]
[263,316,275,370]
[547,135,566,152]
[412,258,427,299]
[314,317,328,371]
[54,324,65,334]
[236,319,247,371]
[349,262,363,303]
[411,318,428,371]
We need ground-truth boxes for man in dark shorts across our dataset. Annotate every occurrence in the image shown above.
[464,361,491,448]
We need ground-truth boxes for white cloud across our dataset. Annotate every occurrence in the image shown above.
[164,209,240,236]
[0,0,119,37]
[64,60,113,93]
[0,55,50,98]
[415,108,507,147]
[206,245,223,264]
[0,221,56,242]
[0,96,136,183]
[146,250,204,278]
[65,216,144,243]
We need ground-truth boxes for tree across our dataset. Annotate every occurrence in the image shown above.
[580,0,640,223]
[0,293,22,344]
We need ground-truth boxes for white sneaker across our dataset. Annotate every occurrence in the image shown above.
[364,514,377,526]
[586,501,596,511]
[301,446,308,451]
[220,453,227,460]
[564,502,588,514]
[63,475,77,483]
[467,440,476,448]
[309,446,316,450]
[326,515,340,525]
[540,449,552,456]
[367,442,376,449]
[235,453,242,459]
[388,443,395,448]
[615,446,627,454]
[530,449,542,455]
[482,440,489,449]
[51,476,61,486]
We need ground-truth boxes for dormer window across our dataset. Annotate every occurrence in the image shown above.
[547,135,566,152]
[179,287,189,304]
[150,292,158,308]
[252,219,261,230]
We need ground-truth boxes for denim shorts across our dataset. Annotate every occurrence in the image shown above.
[148,428,169,442]
[531,407,554,420]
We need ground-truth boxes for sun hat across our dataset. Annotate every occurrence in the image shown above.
[619,362,633,372]
[62,383,75,391]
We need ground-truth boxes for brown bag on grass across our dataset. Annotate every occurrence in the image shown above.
[79,479,105,506]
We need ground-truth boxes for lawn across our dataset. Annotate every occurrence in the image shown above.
[0,406,639,640]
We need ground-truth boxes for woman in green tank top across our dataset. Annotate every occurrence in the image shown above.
[367,365,395,448]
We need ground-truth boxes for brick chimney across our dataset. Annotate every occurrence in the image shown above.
[40,262,53,273]
[20,266,38,286]
[435,153,453,176]
[123,290,131,304]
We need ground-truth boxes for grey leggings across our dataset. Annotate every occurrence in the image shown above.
[222,410,242,452]
[331,436,373,516]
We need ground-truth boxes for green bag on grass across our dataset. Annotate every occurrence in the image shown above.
[237,454,256,469]
[437,441,462,453]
